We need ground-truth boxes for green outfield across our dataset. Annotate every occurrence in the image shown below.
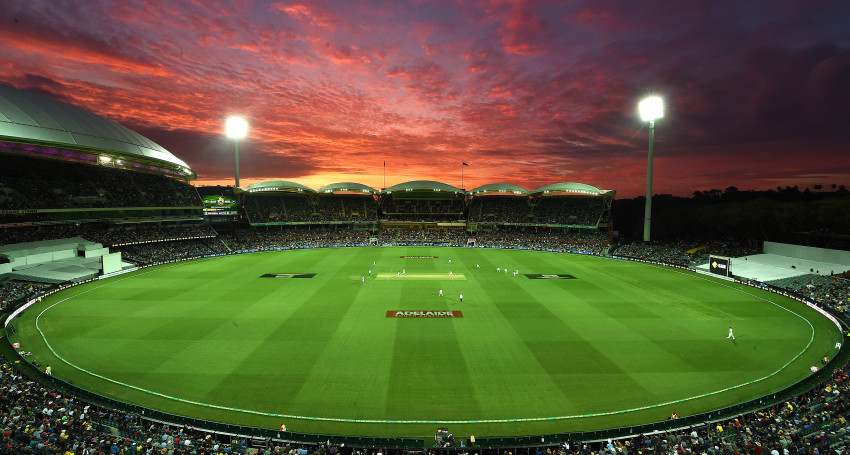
[10,247,841,438]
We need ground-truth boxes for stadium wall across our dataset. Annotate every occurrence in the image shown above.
[764,241,850,266]
[101,252,122,274]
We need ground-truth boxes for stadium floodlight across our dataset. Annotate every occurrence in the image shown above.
[639,96,664,122]
[639,96,663,243]
[225,117,248,188]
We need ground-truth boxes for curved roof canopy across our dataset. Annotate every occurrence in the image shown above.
[318,182,378,194]
[245,180,316,194]
[384,180,463,194]
[469,183,528,195]
[531,182,614,196]
[0,84,194,177]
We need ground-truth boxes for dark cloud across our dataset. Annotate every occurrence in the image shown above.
[130,124,322,182]
[1,0,848,197]
[0,73,75,105]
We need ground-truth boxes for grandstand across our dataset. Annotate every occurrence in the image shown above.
[242,180,316,224]
[230,179,614,237]
[317,182,379,222]
[467,183,530,223]
[528,183,614,228]
[380,180,466,221]
[0,84,203,227]
[0,84,207,288]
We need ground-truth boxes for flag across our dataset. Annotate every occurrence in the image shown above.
[462,162,469,166]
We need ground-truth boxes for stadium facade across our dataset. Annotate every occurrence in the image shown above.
[0,84,203,226]
[232,179,615,231]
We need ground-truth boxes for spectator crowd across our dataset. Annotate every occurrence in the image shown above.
[0,155,201,216]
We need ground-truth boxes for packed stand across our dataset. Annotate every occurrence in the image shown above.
[380,198,465,222]
[468,196,532,223]
[0,223,216,248]
[225,227,371,252]
[243,194,314,223]
[474,228,608,254]
[377,229,466,246]
[315,195,378,222]
[614,242,695,267]
[615,239,762,268]
[769,274,850,315]
[550,365,850,455]
[115,238,229,264]
[0,154,202,211]
[0,280,51,313]
[0,356,255,454]
[531,196,605,226]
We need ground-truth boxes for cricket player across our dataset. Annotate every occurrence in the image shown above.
[439,289,443,296]
[727,327,735,340]
[459,293,463,302]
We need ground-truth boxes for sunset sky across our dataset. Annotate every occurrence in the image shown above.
[2,0,849,198]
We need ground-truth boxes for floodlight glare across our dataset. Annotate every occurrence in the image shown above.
[639,96,664,122]
[225,116,248,188]
[225,117,248,139]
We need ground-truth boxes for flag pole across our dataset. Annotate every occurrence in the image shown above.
[383,161,386,190]
[461,161,469,190]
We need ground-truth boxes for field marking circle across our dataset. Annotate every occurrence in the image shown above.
[31,251,820,425]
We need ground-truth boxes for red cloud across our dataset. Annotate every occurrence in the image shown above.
[272,2,338,28]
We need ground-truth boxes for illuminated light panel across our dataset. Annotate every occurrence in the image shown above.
[639,96,664,122]
[225,117,248,139]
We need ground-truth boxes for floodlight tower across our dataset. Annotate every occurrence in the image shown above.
[225,117,248,188]
[639,96,663,243]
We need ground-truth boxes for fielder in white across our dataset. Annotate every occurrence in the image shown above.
[727,327,735,340]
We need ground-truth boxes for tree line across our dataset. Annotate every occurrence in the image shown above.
[613,186,850,250]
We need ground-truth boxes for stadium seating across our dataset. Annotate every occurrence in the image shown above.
[467,196,532,223]
[0,154,201,213]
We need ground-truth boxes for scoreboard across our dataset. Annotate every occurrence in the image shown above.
[202,195,238,216]
[709,256,731,277]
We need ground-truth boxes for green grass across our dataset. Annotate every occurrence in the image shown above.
[11,247,840,438]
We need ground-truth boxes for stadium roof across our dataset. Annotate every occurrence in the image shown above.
[531,182,615,196]
[469,183,528,195]
[318,182,378,194]
[245,180,316,194]
[0,84,194,178]
[383,180,463,194]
